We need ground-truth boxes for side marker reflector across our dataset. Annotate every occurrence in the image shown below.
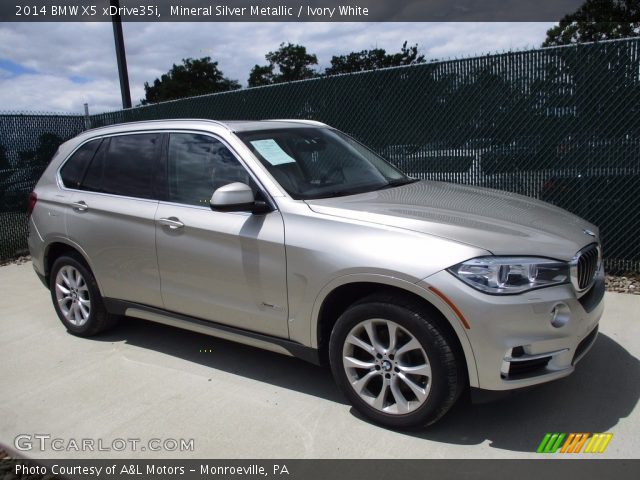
[428,286,470,330]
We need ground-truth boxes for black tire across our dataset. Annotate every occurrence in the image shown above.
[329,294,465,429]
[49,253,118,337]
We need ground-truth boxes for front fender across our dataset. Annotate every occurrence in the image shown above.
[309,273,480,388]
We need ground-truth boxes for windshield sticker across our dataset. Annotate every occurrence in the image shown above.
[250,139,296,166]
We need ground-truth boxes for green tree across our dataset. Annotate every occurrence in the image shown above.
[248,43,318,87]
[0,144,8,170]
[142,57,240,104]
[325,41,426,75]
[247,64,275,87]
[542,0,640,47]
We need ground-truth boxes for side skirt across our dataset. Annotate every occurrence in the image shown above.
[103,298,321,365]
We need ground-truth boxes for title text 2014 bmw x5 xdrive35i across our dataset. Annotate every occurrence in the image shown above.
[28,119,604,428]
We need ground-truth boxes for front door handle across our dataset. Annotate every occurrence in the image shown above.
[70,201,88,212]
[158,217,185,230]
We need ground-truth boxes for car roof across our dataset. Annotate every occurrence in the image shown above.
[58,118,331,153]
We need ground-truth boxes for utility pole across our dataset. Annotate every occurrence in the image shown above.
[110,0,132,109]
[83,103,91,129]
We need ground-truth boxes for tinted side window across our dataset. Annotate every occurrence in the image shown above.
[167,133,254,207]
[60,139,101,189]
[98,134,160,199]
[80,137,108,193]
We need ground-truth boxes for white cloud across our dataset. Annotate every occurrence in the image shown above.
[0,21,554,113]
[0,74,120,113]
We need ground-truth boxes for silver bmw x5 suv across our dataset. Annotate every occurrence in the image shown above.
[28,119,604,428]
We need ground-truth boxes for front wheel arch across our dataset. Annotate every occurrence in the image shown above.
[328,294,466,427]
[313,277,477,387]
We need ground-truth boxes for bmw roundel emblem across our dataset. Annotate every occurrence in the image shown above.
[583,229,596,237]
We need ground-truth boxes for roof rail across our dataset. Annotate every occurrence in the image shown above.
[265,119,329,127]
[86,118,233,133]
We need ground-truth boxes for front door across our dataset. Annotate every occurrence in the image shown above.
[155,132,288,338]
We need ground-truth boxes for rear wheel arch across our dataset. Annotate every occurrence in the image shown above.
[44,241,102,294]
[49,252,118,336]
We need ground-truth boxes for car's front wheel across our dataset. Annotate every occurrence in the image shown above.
[329,295,464,429]
[50,253,118,336]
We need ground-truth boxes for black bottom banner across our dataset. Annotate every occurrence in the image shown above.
[1,458,639,480]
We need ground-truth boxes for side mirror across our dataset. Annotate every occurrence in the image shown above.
[210,183,271,214]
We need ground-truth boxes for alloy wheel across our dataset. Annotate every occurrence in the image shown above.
[342,318,432,415]
[55,265,91,326]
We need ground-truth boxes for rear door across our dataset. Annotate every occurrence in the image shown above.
[64,132,163,307]
[155,132,288,338]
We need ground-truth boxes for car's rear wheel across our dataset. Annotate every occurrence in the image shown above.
[50,253,118,336]
[329,295,464,428]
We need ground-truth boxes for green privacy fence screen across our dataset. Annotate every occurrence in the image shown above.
[1,38,639,272]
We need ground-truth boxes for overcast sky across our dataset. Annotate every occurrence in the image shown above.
[0,22,554,114]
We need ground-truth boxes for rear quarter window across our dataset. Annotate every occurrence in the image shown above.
[59,139,101,189]
[77,133,162,200]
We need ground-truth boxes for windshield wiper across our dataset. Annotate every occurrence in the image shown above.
[305,183,387,199]
[304,179,418,200]
[308,189,367,200]
[377,178,420,190]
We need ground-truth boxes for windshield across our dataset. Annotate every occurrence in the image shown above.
[236,127,415,200]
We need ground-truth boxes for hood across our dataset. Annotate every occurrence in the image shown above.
[305,180,598,261]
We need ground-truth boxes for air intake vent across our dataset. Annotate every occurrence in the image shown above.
[572,326,599,365]
[507,357,551,377]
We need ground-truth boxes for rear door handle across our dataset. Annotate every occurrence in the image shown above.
[70,201,88,212]
[158,217,185,230]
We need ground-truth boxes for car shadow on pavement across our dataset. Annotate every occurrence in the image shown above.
[92,320,638,453]
[404,333,640,452]
[92,317,347,405]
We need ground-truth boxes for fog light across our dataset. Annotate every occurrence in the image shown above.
[550,303,570,328]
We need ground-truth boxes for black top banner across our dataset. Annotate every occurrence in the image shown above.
[2,0,593,22]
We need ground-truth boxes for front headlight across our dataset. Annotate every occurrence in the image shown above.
[448,257,570,294]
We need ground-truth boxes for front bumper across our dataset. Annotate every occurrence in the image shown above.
[421,265,604,391]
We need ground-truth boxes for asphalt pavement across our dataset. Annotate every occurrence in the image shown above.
[1,261,638,459]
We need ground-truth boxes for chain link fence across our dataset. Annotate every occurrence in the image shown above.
[1,39,639,272]
[0,113,85,260]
